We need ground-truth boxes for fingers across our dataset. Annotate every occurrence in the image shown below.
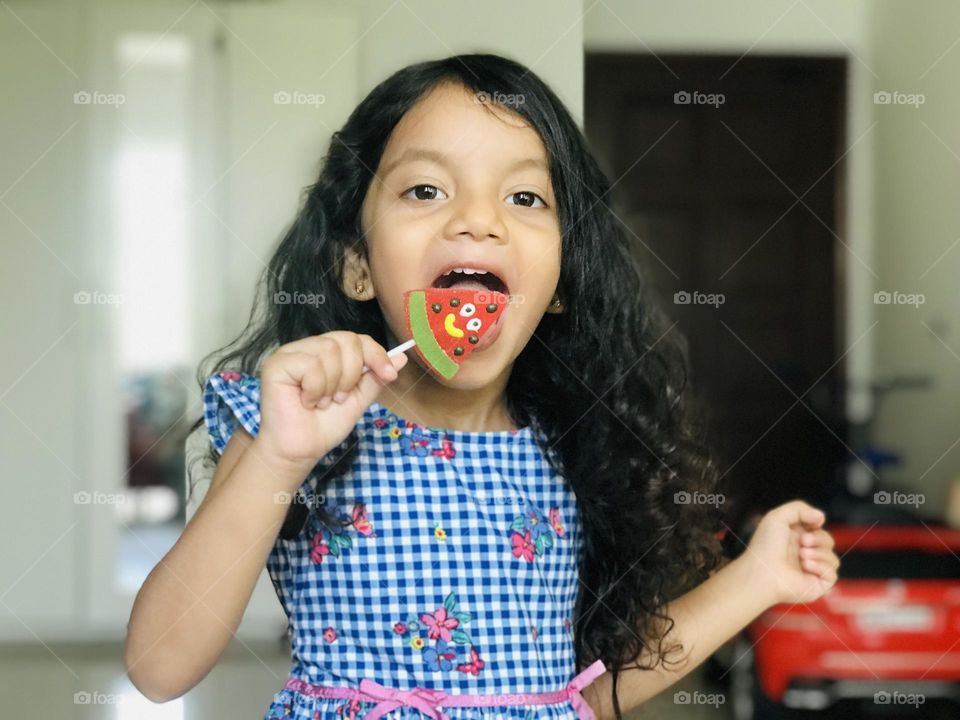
[812,563,839,586]
[800,528,834,550]
[352,352,406,408]
[799,545,838,568]
[799,539,840,580]
[273,349,339,409]
[330,332,365,402]
[279,332,398,383]
[262,349,336,409]
[772,499,826,530]
[354,333,402,384]
[803,560,838,586]
[797,525,839,582]
[803,561,838,585]
[274,332,404,409]
[325,332,404,398]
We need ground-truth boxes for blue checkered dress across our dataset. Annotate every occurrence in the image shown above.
[203,371,588,720]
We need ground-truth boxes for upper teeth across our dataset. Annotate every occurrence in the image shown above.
[443,267,488,276]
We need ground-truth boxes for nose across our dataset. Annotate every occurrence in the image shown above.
[444,188,507,243]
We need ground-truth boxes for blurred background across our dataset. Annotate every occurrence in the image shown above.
[2,0,959,717]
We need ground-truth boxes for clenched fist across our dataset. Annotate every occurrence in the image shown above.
[254,332,407,487]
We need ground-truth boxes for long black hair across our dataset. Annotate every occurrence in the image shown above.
[187,53,725,719]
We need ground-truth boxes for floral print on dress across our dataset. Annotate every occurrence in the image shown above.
[332,698,364,719]
[510,501,566,564]
[393,591,486,676]
[266,699,293,718]
[373,412,456,459]
[218,370,259,387]
[309,500,375,565]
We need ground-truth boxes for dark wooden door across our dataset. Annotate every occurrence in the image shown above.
[585,55,848,526]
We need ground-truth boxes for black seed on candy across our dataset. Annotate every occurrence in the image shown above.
[453,346,464,356]
[450,298,460,307]
[485,303,497,313]
[468,335,478,344]
[431,303,441,313]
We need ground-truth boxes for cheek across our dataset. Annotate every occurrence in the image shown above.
[365,238,427,339]
[368,238,421,291]
[367,207,435,279]
[519,253,561,301]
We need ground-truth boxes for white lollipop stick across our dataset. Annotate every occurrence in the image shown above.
[360,338,416,375]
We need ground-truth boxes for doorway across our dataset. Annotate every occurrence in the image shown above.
[585,54,848,526]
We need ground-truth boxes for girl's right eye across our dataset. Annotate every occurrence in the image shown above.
[401,184,447,201]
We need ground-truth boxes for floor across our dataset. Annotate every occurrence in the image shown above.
[0,637,732,719]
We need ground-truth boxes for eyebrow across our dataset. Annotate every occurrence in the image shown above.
[380,147,549,179]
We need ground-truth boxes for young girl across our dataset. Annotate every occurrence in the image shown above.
[125,53,839,720]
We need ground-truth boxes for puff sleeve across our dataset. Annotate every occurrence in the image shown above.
[202,370,261,455]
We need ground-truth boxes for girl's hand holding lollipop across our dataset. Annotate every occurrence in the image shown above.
[253,331,408,491]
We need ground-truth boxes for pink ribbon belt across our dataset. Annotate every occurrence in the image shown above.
[283,658,607,720]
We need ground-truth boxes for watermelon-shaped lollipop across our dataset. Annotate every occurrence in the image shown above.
[404,288,509,379]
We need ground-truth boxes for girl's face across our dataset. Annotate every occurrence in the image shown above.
[356,81,562,387]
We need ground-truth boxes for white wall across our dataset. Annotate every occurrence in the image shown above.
[346,0,584,126]
[0,0,84,635]
[869,0,960,505]
[584,0,868,55]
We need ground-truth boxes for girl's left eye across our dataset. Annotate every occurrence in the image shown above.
[402,184,448,201]
[506,191,547,208]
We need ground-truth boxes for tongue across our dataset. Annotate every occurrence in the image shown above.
[443,279,492,292]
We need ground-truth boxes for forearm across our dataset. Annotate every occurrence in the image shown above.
[124,440,310,702]
[584,554,774,719]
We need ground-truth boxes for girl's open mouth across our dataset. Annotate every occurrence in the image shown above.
[430,266,509,295]
[426,263,512,354]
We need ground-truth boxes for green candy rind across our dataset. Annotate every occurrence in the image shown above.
[409,290,460,379]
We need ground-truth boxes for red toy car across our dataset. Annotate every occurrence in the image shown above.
[728,523,960,719]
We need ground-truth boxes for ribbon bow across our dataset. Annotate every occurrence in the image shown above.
[358,678,451,720]
[565,658,607,720]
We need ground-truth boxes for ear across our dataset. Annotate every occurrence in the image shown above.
[545,289,564,314]
[341,242,375,300]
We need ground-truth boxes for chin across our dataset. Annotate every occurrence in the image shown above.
[414,343,514,387]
